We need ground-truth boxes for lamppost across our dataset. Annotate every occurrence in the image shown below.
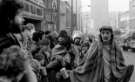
[71,0,74,33]
[76,0,77,30]
[59,0,74,34]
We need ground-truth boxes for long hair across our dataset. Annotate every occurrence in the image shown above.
[58,30,72,50]
[32,31,44,43]
[0,0,23,33]
[99,33,114,44]
[99,26,114,44]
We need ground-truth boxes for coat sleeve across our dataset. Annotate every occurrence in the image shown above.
[115,45,126,67]
[20,64,38,82]
[74,42,99,73]
[69,42,104,82]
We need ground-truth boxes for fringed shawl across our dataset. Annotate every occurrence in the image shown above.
[70,40,130,82]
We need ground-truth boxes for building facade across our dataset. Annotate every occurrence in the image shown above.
[129,0,135,30]
[59,1,71,30]
[81,12,91,33]
[21,0,45,31]
[119,11,129,31]
[109,12,120,30]
[67,0,82,31]
[91,0,109,31]
[45,0,60,32]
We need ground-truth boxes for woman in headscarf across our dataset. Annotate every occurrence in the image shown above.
[69,26,134,82]
[72,32,83,67]
[78,35,91,66]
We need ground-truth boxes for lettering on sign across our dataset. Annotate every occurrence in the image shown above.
[51,13,57,22]
[29,0,45,7]
[52,0,57,10]
[46,14,52,21]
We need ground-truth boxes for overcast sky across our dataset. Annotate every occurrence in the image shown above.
[81,0,129,12]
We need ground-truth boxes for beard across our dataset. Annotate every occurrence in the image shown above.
[101,37,112,45]
[102,37,110,42]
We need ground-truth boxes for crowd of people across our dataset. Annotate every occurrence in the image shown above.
[0,0,134,82]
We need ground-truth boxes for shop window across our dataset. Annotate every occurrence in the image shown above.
[31,5,34,14]
[51,15,54,21]
[23,2,29,12]
[54,13,57,21]
[37,8,43,16]
[33,6,36,15]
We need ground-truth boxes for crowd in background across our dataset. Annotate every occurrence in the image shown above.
[21,27,94,82]
[0,0,133,82]
[0,1,93,82]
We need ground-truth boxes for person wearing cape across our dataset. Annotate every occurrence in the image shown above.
[69,26,134,82]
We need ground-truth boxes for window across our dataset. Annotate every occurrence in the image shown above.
[37,8,43,16]
[31,5,34,14]
[23,1,44,17]
[33,6,36,14]
[23,2,29,12]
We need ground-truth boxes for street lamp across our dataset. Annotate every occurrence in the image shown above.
[71,0,73,34]
[76,0,77,30]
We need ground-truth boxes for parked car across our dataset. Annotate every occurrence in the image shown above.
[122,40,135,52]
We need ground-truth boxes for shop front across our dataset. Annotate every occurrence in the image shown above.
[21,0,45,31]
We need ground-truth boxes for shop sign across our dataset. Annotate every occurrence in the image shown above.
[28,0,45,7]
[46,14,52,22]
[52,0,57,10]
[23,11,43,20]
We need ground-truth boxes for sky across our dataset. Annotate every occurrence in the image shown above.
[81,0,129,12]
[109,0,129,12]
[81,0,91,12]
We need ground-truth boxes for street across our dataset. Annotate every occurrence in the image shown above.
[123,51,135,82]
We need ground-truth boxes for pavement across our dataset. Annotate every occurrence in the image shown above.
[123,51,135,82]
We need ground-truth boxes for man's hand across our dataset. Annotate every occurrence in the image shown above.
[60,68,69,79]
[40,67,47,76]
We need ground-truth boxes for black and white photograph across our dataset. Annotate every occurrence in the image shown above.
[0,0,134,82]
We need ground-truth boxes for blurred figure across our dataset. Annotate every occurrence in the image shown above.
[0,0,24,53]
[22,23,35,51]
[31,31,45,57]
[0,46,37,82]
[43,31,58,49]
[73,33,82,46]
[0,0,37,82]
[46,30,74,82]
[25,23,35,38]
[48,31,59,49]
[44,30,51,36]
[37,38,51,82]
[78,36,91,66]
[69,26,134,82]
[72,32,82,67]
[30,31,50,82]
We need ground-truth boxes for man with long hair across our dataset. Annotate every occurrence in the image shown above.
[69,26,134,82]
[0,0,24,53]
[0,0,37,82]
